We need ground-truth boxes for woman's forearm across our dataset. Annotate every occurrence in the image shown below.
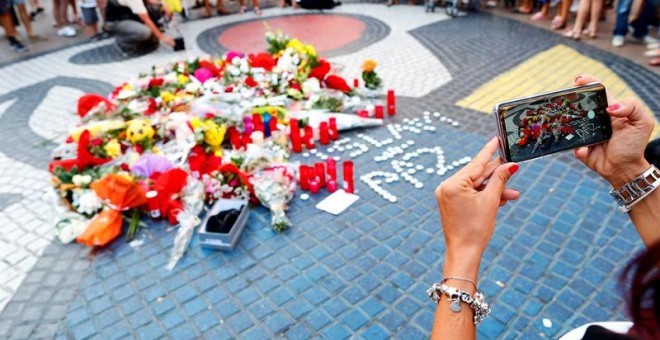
[628,188,660,249]
[431,251,481,340]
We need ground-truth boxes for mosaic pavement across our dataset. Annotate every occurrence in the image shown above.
[0,4,658,339]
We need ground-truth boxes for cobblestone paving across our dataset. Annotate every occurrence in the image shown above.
[0,4,657,339]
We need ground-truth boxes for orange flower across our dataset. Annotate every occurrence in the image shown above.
[362,59,377,73]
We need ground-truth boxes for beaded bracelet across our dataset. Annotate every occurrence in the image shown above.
[426,282,492,325]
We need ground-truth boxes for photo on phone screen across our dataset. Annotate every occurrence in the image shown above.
[495,83,611,163]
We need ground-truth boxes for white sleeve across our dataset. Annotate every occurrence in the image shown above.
[123,0,147,14]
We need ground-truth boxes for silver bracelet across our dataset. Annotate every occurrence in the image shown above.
[426,283,492,325]
[442,276,477,290]
[609,165,660,213]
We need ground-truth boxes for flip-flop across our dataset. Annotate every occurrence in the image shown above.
[530,12,547,21]
[513,7,532,14]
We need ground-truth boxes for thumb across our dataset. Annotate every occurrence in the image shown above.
[483,163,519,199]
[574,146,589,164]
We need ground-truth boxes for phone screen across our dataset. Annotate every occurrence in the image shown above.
[496,83,611,163]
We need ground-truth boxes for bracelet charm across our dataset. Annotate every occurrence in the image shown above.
[609,165,660,213]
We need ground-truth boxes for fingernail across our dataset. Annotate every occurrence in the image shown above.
[607,103,621,111]
[508,164,519,175]
[574,75,582,83]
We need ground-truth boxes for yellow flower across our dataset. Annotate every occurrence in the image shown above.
[152,146,161,155]
[123,83,133,90]
[177,74,190,85]
[126,119,155,144]
[305,44,316,57]
[286,38,306,55]
[362,59,377,73]
[189,117,201,130]
[203,121,226,151]
[69,120,127,141]
[161,91,175,103]
[104,139,121,158]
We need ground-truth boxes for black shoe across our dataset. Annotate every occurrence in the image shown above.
[10,39,29,53]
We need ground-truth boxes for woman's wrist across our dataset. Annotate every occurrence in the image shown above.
[443,248,482,284]
[606,159,651,189]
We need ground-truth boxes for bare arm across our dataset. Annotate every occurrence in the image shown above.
[137,12,174,46]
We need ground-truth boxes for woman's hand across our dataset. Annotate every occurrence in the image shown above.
[573,75,654,188]
[435,137,520,275]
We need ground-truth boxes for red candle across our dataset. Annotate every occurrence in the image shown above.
[374,105,384,119]
[387,89,396,115]
[146,191,161,219]
[343,161,354,194]
[304,126,315,149]
[319,122,330,145]
[353,78,359,88]
[357,109,369,118]
[326,158,337,181]
[326,180,338,193]
[310,180,320,194]
[290,119,302,153]
[299,165,310,191]
[269,118,278,133]
[329,118,338,140]
[252,114,264,133]
[315,162,326,188]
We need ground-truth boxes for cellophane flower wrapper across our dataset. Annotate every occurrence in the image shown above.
[250,165,296,232]
[167,178,205,270]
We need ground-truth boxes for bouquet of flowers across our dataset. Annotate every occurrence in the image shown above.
[250,165,296,232]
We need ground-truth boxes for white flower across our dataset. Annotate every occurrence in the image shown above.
[228,66,241,77]
[72,174,92,187]
[164,72,178,84]
[55,213,89,243]
[72,189,103,215]
[177,62,186,73]
[185,82,201,93]
[239,63,250,74]
[302,78,321,95]
[231,57,241,65]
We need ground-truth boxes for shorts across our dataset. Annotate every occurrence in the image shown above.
[81,7,99,25]
[11,0,25,5]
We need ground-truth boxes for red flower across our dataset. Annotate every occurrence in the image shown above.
[225,86,234,93]
[120,163,130,171]
[90,138,103,147]
[249,53,277,71]
[148,78,164,88]
[144,98,157,116]
[310,59,331,80]
[325,75,351,93]
[245,77,258,88]
[135,145,143,154]
[205,113,215,120]
[198,60,220,76]
[290,82,301,91]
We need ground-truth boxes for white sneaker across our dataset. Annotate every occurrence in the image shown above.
[57,26,77,37]
[628,35,655,45]
[643,36,657,45]
[612,35,624,47]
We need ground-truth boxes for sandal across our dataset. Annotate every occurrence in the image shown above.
[650,57,660,67]
[513,7,532,14]
[550,15,565,30]
[217,9,230,15]
[582,28,597,39]
[239,5,246,14]
[563,29,580,40]
[254,6,262,15]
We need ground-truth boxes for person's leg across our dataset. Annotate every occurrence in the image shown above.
[15,2,44,39]
[517,0,533,13]
[587,0,602,37]
[202,0,211,16]
[68,0,79,23]
[612,0,632,36]
[109,20,152,53]
[629,0,655,38]
[532,2,549,20]
[1,2,29,51]
[52,0,63,27]
[238,0,246,13]
[96,0,106,29]
[216,0,228,14]
[253,0,260,14]
[572,0,592,37]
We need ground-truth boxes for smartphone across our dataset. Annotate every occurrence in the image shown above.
[493,82,611,163]
[174,37,185,51]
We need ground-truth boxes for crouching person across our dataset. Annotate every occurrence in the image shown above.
[105,0,175,56]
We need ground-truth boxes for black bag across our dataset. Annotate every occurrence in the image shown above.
[298,0,338,10]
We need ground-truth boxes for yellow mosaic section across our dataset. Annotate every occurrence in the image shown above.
[456,44,660,139]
